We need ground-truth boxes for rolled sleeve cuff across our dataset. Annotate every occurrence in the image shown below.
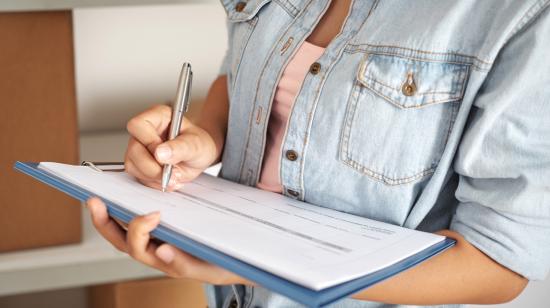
[450,202,550,281]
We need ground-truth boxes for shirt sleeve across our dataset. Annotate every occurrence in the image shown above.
[450,6,550,281]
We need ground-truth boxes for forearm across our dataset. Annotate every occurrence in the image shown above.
[195,75,229,165]
[353,230,528,305]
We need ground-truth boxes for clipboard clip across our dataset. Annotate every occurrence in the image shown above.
[81,161,125,172]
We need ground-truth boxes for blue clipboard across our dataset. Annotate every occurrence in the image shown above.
[14,161,456,307]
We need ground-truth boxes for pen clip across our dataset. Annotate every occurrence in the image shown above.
[183,70,193,113]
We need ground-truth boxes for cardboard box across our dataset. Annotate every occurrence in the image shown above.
[0,11,81,252]
[89,278,208,308]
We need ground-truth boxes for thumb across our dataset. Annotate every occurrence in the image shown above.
[155,244,204,279]
[155,244,177,264]
[154,133,204,166]
[155,244,235,283]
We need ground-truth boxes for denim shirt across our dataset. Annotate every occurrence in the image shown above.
[207,1,550,307]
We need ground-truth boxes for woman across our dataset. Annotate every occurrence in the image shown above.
[86,0,550,307]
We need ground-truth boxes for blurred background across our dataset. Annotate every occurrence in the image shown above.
[0,1,547,307]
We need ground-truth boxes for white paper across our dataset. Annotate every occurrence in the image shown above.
[39,162,444,290]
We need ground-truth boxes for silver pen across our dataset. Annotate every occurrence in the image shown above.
[161,62,193,192]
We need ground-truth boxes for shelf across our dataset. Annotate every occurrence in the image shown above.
[0,227,161,297]
[0,0,216,12]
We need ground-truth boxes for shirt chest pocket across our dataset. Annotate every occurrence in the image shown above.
[339,53,470,185]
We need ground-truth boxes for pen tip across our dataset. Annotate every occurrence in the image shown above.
[162,187,166,193]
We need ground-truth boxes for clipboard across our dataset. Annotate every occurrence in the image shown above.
[14,161,456,307]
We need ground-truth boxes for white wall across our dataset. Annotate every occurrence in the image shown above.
[74,3,227,133]
[477,281,550,308]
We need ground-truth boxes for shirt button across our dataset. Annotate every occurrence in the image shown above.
[309,62,321,75]
[402,73,417,96]
[285,150,298,161]
[235,1,247,12]
[402,83,416,96]
[287,189,300,197]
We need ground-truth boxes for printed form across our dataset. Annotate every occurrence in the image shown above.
[40,162,444,290]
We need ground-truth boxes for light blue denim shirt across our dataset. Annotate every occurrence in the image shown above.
[207,0,550,307]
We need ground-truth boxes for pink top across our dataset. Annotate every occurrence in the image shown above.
[256,41,326,193]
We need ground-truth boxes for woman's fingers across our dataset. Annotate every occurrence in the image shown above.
[126,137,163,180]
[155,132,202,165]
[126,212,174,272]
[126,105,171,152]
[88,198,247,284]
[126,104,195,155]
[125,220,203,279]
[125,104,214,189]
[87,197,128,252]
[125,157,184,191]
[155,244,197,281]
[126,134,200,187]
[155,132,216,174]
[126,212,159,258]
[155,243,235,283]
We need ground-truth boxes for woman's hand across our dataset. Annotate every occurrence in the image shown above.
[86,197,252,285]
[87,77,233,284]
[124,104,218,191]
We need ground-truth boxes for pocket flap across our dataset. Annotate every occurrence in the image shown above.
[357,53,469,108]
[222,0,272,22]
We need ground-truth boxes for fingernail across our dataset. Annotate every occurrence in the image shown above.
[156,245,175,264]
[145,211,160,221]
[156,145,172,161]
